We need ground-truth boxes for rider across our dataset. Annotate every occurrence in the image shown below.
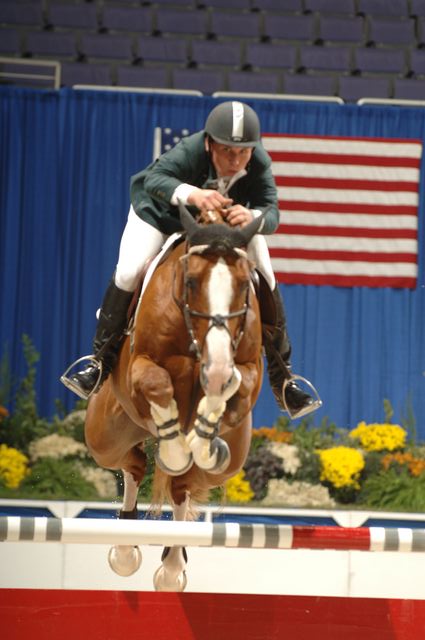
[66,101,317,417]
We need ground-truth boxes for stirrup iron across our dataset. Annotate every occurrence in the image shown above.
[282,374,322,419]
[60,355,103,400]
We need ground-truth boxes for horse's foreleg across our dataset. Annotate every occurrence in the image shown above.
[153,493,189,592]
[186,394,233,474]
[108,470,142,577]
[131,356,193,475]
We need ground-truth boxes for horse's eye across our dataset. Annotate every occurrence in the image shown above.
[187,276,198,291]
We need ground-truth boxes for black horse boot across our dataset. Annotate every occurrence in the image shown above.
[263,286,318,418]
[69,279,134,398]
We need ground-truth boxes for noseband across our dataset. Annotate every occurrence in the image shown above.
[174,244,250,361]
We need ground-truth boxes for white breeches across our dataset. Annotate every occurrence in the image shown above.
[114,206,276,292]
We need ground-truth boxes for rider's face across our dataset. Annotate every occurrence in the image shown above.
[208,141,253,177]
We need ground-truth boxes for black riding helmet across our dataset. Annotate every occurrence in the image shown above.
[204,101,261,148]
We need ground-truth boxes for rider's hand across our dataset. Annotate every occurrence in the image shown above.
[222,205,254,228]
[187,188,233,213]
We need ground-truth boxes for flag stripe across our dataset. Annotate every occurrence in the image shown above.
[273,162,420,182]
[276,225,417,240]
[269,248,418,263]
[271,258,417,277]
[280,211,418,230]
[263,133,422,288]
[269,151,421,169]
[280,200,418,215]
[274,273,417,287]
[276,177,419,192]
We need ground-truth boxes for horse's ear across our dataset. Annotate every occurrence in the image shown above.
[178,200,200,238]
[236,208,269,246]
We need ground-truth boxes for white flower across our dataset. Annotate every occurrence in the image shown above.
[77,465,118,499]
[29,434,88,461]
[268,442,301,475]
[262,479,336,508]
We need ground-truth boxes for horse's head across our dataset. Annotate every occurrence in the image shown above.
[177,203,262,400]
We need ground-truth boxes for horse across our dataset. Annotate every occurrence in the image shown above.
[84,204,265,591]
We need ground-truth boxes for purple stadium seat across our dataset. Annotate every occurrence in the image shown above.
[80,33,134,61]
[172,67,225,93]
[283,72,336,95]
[210,10,261,38]
[317,15,365,43]
[137,36,188,64]
[200,0,250,8]
[357,0,409,17]
[101,6,152,33]
[354,46,407,74]
[60,61,111,87]
[0,1,43,26]
[410,0,425,17]
[151,0,195,5]
[366,16,415,46]
[338,74,391,101]
[393,78,425,100]
[116,65,169,89]
[191,40,242,67]
[156,8,209,36]
[263,14,317,42]
[245,42,297,70]
[0,28,20,54]
[26,31,77,58]
[227,69,280,93]
[299,44,352,73]
[251,0,302,10]
[409,49,425,76]
[47,3,99,30]
[304,0,355,14]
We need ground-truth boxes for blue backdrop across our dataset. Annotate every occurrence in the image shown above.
[1,86,424,436]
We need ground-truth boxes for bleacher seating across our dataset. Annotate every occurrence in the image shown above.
[0,0,424,103]
[298,44,352,73]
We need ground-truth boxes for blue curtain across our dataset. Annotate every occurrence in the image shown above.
[1,86,424,437]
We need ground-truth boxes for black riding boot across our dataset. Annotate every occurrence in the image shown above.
[263,286,315,417]
[70,279,134,398]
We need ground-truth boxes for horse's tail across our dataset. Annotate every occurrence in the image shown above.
[150,465,212,521]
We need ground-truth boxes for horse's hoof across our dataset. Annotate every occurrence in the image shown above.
[208,437,231,474]
[153,566,187,592]
[108,545,142,577]
[155,449,194,476]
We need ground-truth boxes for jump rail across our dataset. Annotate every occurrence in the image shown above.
[1,517,425,552]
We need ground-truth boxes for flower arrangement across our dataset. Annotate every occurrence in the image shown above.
[0,444,30,489]
[1,337,424,511]
[349,422,407,452]
[317,446,365,490]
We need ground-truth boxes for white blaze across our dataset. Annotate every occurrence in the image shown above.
[204,259,234,395]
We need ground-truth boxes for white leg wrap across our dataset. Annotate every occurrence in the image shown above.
[151,400,193,476]
[186,396,230,474]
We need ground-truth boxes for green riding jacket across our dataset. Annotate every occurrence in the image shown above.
[130,131,280,236]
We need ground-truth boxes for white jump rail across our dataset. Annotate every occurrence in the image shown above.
[1,517,425,552]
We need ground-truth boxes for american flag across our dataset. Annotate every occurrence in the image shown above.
[155,128,423,289]
[263,133,422,289]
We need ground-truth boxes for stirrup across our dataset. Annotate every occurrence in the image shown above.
[60,355,103,400]
[282,374,322,420]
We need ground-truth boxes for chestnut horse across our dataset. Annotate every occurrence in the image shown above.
[84,205,264,591]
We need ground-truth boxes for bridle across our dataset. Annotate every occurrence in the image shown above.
[174,243,251,362]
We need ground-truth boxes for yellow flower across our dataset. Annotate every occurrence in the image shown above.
[225,470,254,503]
[0,444,30,489]
[317,446,364,489]
[350,421,406,452]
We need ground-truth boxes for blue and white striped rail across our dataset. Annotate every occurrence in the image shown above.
[1,517,425,552]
